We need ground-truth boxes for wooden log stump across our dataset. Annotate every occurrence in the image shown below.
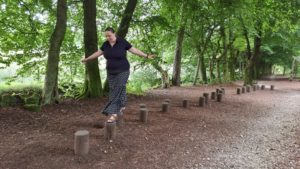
[203,93,209,104]
[261,85,265,90]
[252,85,256,91]
[164,99,171,104]
[270,85,274,90]
[221,88,225,95]
[105,121,116,141]
[74,130,89,156]
[139,108,148,123]
[256,85,260,90]
[237,88,241,95]
[162,102,169,112]
[211,92,216,100]
[216,88,220,94]
[139,103,146,108]
[198,97,205,107]
[241,87,245,93]
[182,99,189,108]
[246,86,250,92]
[217,93,222,102]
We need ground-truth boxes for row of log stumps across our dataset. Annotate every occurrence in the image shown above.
[73,86,235,156]
[236,84,275,96]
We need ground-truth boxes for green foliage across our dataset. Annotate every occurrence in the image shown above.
[0,93,18,107]
[0,82,43,96]
[58,81,84,99]
[0,82,42,107]
[1,0,300,100]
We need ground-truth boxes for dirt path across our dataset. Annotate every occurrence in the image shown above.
[0,80,299,169]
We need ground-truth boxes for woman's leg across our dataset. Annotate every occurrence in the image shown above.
[120,71,129,109]
[101,71,130,117]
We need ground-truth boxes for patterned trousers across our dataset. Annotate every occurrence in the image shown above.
[101,70,130,116]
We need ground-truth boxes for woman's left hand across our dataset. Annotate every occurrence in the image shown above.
[147,54,156,59]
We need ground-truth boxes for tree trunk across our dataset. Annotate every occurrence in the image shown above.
[290,57,296,80]
[199,53,207,83]
[193,27,215,85]
[103,0,138,94]
[228,50,238,81]
[152,63,170,88]
[252,23,262,79]
[241,17,262,85]
[116,0,138,38]
[241,20,252,85]
[220,25,229,80]
[172,23,185,86]
[42,0,67,105]
[216,59,221,82]
[172,1,186,86]
[81,0,103,98]
[209,54,216,82]
[193,50,207,85]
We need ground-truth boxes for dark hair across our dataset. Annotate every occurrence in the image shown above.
[105,27,115,33]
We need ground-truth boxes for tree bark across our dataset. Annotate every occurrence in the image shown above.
[172,1,186,86]
[81,0,103,98]
[152,63,170,88]
[42,0,67,105]
[117,0,138,38]
[220,24,228,80]
[290,57,296,80]
[239,16,253,85]
[193,27,215,85]
[252,23,262,79]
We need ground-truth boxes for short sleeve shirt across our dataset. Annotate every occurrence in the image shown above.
[100,37,132,74]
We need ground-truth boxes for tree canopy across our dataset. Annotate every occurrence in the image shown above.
[1,0,300,102]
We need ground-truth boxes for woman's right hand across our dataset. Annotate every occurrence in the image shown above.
[81,56,87,64]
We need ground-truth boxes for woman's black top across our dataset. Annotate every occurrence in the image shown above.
[100,37,132,74]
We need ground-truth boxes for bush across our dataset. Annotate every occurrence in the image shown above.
[0,82,42,107]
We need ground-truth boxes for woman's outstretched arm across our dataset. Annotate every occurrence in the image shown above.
[81,50,103,63]
[128,47,155,59]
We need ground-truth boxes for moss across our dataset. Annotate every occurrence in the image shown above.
[24,104,41,112]
[0,94,18,107]
[24,95,40,105]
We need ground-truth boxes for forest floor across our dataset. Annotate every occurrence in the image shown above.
[0,80,299,169]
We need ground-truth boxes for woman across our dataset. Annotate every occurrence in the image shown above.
[81,27,155,123]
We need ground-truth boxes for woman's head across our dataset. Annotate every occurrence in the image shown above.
[104,27,116,42]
